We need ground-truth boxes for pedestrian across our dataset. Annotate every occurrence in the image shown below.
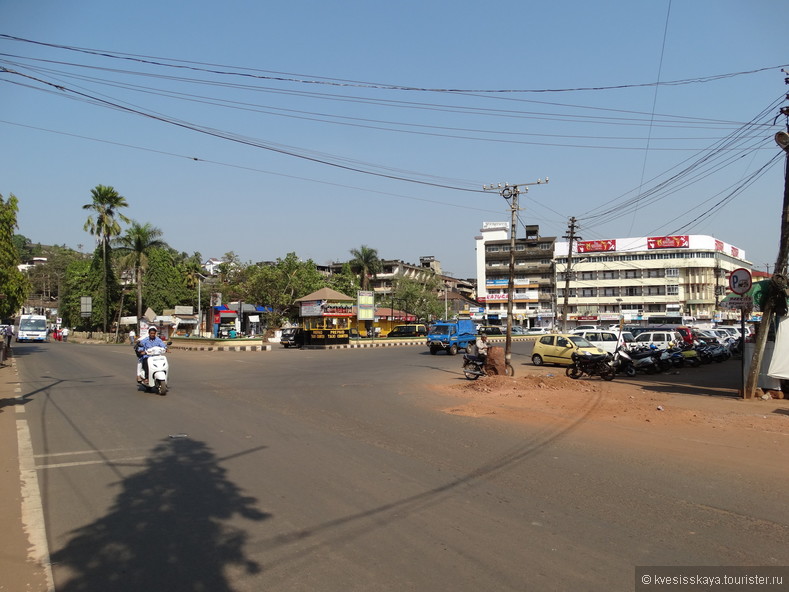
[61,327,70,342]
[6,324,13,347]
[129,328,136,345]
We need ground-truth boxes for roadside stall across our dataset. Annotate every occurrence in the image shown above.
[294,288,353,347]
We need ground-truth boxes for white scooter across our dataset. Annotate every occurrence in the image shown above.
[137,345,170,395]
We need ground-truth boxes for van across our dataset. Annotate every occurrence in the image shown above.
[570,329,631,354]
[633,330,683,348]
[386,324,427,338]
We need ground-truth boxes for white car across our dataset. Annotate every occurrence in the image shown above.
[570,329,631,354]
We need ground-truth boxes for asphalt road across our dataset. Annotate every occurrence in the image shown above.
[9,340,789,591]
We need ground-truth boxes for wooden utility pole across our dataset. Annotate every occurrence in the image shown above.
[561,217,581,332]
[483,179,548,368]
[744,120,789,398]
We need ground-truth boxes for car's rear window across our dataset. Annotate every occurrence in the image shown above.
[568,336,593,347]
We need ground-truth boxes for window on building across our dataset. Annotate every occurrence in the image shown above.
[580,288,596,298]
[667,285,679,296]
[665,268,679,277]
[624,270,640,279]
[625,286,641,296]
[602,287,619,297]
[601,270,617,280]
[580,271,595,281]
[646,269,662,278]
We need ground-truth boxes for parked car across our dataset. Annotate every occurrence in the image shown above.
[478,326,504,336]
[531,333,606,366]
[280,327,304,348]
[575,324,602,331]
[510,325,526,335]
[526,327,549,335]
[633,330,683,348]
[386,324,427,338]
[570,329,632,354]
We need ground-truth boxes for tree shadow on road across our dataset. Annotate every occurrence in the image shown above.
[49,437,269,592]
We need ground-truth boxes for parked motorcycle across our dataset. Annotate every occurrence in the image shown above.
[566,351,616,381]
[611,347,637,377]
[137,344,170,395]
[462,354,514,380]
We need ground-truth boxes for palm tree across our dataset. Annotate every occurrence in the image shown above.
[349,245,382,291]
[83,185,131,333]
[113,222,168,318]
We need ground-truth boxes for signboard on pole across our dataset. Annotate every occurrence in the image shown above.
[357,291,375,321]
[729,268,752,295]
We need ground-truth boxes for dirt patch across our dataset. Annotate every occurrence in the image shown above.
[439,365,789,439]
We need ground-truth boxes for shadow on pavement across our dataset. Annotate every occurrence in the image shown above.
[49,437,269,592]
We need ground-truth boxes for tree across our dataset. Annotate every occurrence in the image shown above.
[348,245,382,291]
[113,222,168,318]
[0,194,30,320]
[83,185,130,333]
[327,262,360,297]
[142,248,189,314]
[58,258,92,328]
[240,253,326,327]
[392,275,443,322]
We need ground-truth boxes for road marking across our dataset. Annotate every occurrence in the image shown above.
[16,418,55,592]
[34,447,149,459]
[36,456,148,470]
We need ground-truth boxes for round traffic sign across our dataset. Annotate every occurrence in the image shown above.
[729,268,752,295]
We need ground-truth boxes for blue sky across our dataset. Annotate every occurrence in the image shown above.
[2,0,786,278]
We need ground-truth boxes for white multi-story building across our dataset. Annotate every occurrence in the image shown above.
[555,234,751,326]
[475,222,557,327]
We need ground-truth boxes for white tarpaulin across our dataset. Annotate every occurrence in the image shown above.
[767,315,789,380]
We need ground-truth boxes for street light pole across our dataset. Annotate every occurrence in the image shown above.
[483,178,549,367]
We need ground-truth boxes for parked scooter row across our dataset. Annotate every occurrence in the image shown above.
[612,339,735,377]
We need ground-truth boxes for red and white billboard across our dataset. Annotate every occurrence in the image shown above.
[577,239,616,253]
[647,235,689,249]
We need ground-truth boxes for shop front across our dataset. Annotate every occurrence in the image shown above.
[294,288,353,347]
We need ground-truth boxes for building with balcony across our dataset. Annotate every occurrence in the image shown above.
[475,222,557,327]
[554,234,751,327]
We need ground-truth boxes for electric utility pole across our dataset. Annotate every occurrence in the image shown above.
[561,217,581,332]
[483,178,549,368]
[744,82,789,399]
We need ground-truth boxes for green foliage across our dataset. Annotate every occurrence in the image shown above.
[58,258,92,328]
[12,234,35,262]
[327,262,360,296]
[80,244,121,330]
[0,194,30,319]
[348,245,382,290]
[392,275,443,322]
[141,248,189,313]
[113,221,168,317]
[26,245,84,303]
[239,252,327,326]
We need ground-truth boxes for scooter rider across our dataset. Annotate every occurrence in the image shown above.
[136,326,167,382]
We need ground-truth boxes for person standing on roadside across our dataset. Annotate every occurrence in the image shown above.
[129,328,136,345]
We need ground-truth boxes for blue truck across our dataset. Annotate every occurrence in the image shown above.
[426,319,477,355]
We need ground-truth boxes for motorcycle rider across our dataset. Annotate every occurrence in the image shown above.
[136,326,167,383]
[467,333,489,364]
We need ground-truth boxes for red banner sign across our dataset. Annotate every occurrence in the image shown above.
[647,235,689,249]
[577,239,616,253]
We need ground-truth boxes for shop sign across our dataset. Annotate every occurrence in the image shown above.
[300,300,323,317]
[323,301,354,317]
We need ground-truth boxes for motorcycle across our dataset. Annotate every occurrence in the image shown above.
[462,354,514,380]
[566,351,616,381]
[137,344,170,395]
[611,347,637,377]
